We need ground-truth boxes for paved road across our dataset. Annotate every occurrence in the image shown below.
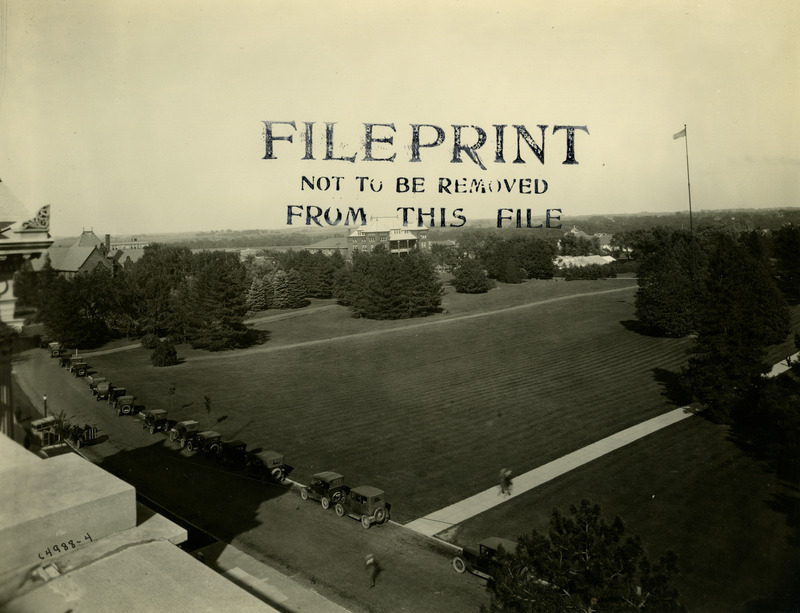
[13,349,488,613]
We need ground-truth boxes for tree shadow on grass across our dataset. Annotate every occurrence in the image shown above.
[620,319,668,338]
[652,367,693,406]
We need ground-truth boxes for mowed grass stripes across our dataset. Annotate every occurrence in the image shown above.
[88,279,697,521]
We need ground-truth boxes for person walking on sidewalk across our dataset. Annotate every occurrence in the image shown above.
[499,468,513,496]
[365,553,380,587]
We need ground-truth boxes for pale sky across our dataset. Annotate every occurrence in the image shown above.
[0,0,797,237]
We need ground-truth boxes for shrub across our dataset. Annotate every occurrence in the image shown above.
[140,333,161,349]
[151,339,180,367]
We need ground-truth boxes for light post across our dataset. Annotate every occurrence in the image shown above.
[43,394,47,417]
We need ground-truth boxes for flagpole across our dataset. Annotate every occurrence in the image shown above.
[681,124,696,287]
[682,124,693,237]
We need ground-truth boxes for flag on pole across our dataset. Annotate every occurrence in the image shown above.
[673,128,686,140]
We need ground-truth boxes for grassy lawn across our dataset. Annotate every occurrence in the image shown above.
[70,277,800,611]
[86,278,692,521]
[444,416,800,613]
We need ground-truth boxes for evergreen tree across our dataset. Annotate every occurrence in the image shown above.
[487,500,684,613]
[335,248,442,319]
[452,258,494,294]
[686,232,790,420]
[285,269,310,308]
[186,251,252,351]
[634,231,698,337]
[151,339,180,367]
[774,224,800,304]
[271,269,291,309]
[246,277,269,312]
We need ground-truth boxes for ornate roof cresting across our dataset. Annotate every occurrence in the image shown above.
[20,205,50,230]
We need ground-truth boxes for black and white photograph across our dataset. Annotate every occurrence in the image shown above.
[0,1,798,612]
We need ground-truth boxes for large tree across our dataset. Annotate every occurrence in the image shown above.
[634,230,699,337]
[685,232,789,419]
[183,251,253,351]
[452,258,494,294]
[487,500,684,613]
[773,224,800,304]
[125,244,194,335]
[335,247,443,319]
[39,269,117,348]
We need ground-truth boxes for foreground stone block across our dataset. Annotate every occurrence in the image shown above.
[0,450,135,575]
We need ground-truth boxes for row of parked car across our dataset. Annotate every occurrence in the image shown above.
[47,342,512,572]
[47,341,391,530]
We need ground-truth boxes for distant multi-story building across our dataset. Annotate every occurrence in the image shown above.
[347,217,429,258]
[34,230,147,277]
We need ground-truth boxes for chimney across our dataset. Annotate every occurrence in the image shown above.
[105,234,111,253]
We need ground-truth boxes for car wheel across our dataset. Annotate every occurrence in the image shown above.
[75,438,82,449]
[187,441,194,452]
[374,508,386,523]
[180,438,187,448]
[211,444,220,454]
[452,556,467,574]
[150,426,155,434]
[321,497,330,510]
[169,432,177,441]
[77,368,86,377]
[52,350,60,357]
[334,503,345,517]
[300,488,309,501]
[122,406,132,415]
[360,515,371,529]
[271,467,284,482]
[332,491,343,503]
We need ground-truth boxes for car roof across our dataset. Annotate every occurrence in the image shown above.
[31,416,56,428]
[255,450,284,461]
[198,430,221,437]
[177,420,199,426]
[351,485,385,497]
[149,409,167,416]
[312,471,343,482]
[222,439,246,447]
[479,537,518,553]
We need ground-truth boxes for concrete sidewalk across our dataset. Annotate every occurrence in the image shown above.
[406,407,695,537]
[407,351,799,538]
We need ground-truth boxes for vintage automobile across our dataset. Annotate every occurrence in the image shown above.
[451,537,518,578]
[58,355,72,369]
[299,471,348,509]
[30,415,58,446]
[95,382,113,402]
[140,409,168,434]
[48,342,64,358]
[169,420,200,447]
[70,360,88,377]
[334,485,391,528]
[113,394,136,415]
[187,430,222,453]
[67,423,98,449]
[245,450,292,484]
[216,440,248,465]
[87,375,108,394]
[107,386,128,405]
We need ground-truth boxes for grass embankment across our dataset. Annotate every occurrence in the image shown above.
[80,277,800,612]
